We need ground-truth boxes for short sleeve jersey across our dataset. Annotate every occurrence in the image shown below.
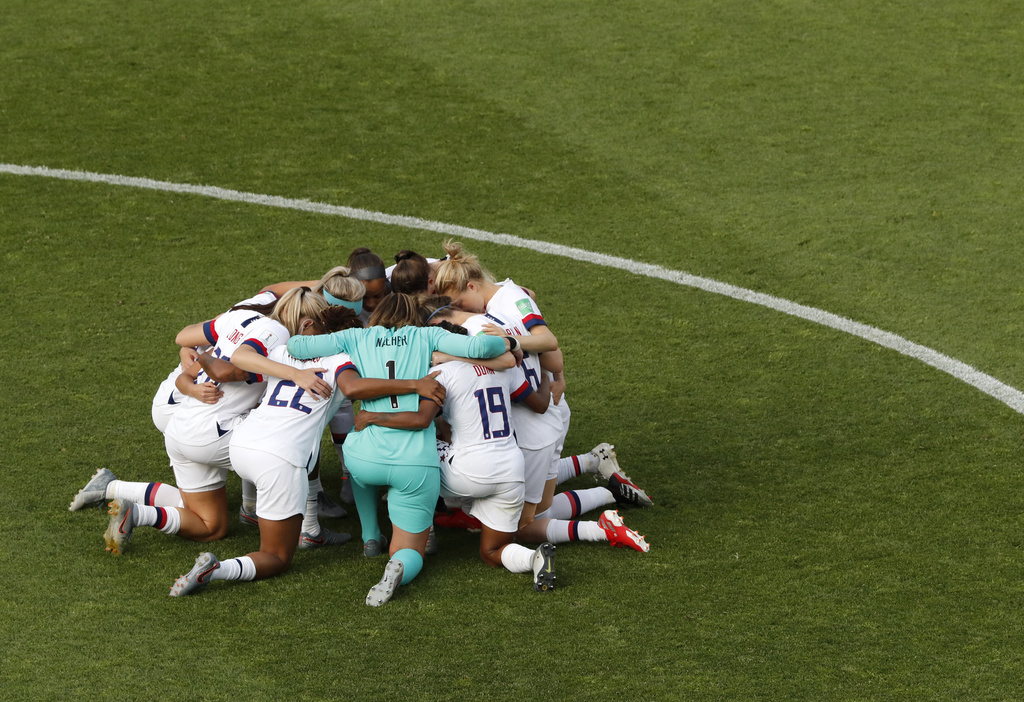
[166,297,287,446]
[230,346,357,469]
[433,360,531,483]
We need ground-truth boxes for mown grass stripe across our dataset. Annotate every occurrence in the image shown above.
[4,161,1023,414]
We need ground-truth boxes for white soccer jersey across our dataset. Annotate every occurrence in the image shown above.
[433,360,532,484]
[165,308,287,447]
[151,344,214,434]
[230,346,357,470]
[462,305,563,449]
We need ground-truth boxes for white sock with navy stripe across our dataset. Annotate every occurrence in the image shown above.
[555,452,600,484]
[106,480,184,508]
[544,519,605,544]
[131,504,181,534]
[208,556,257,582]
[535,488,615,520]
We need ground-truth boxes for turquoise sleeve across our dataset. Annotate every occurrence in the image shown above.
[287,331,350,359]
[432,327,506,358]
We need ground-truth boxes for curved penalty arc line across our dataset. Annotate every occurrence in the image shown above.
[4,161,1024,414]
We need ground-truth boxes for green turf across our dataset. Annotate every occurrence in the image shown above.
[3,1,1024,699]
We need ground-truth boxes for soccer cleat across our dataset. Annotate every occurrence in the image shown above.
[591,443,627,482]
[425,525,439,556]
[103,499,136,555]
[299,527,352,550]
[317,491,347,519]
[239,505,259,527]
[69,468,116,511]
[606,473,653,509]
[433,509,483,532]
[366,558,404,607]
[531,542,557,593]
[169,552,220,597]
[363,535,389,557]
[598,509,650,553]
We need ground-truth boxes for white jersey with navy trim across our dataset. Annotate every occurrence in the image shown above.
[433,360,531,484]
[165,308,287,447]
[461,310,563,450]
[234,347,358,472]
[231,346,357,470]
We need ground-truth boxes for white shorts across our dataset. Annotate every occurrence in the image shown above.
[552,398,571,458]
[441,470,525,533]
[230,445,307,521]
[165,433,231,492]
[521,442,559,504]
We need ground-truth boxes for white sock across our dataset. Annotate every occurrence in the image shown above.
[132,504,181,534]
[555,452,600,484]
[208,556,257,582]
[499,543,535,573]
[303,478,321,536]
[106,480,184,508]
[158,507,182,534]
[536,488,615,520]
[241,480,257,512]
[545,519,606,544]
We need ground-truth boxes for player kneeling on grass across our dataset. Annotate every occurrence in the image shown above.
[170,293,448,596]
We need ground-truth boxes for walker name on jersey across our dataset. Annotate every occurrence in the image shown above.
[376,335,408,348]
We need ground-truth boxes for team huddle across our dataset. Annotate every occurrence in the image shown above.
[69,242,653,606]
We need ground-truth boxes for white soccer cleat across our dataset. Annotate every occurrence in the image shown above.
[69,468,116,511]
[169,552,220,597]
[591,443,635,482]
[531,542,556,593]
[103,499,136,555]
[598,509,650,553]
[366,558,404,607]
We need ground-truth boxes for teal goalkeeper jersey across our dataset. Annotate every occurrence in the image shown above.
[287,326,506,467]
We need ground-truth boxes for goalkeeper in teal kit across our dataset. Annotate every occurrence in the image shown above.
[286,293,513,606]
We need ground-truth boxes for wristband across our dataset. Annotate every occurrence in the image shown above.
[507,336,520,353]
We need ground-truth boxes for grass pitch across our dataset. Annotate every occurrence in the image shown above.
[3,1,1024,699]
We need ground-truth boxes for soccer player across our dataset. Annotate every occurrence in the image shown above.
[422,300,649,554]
[98,288,330,555]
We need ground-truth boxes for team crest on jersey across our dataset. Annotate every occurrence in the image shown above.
[227,329,243,344]
[515,298,533,317]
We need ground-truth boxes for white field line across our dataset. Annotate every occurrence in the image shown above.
[5,161,1024,414]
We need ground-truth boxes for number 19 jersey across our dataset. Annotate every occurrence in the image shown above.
[433,360,532,484]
